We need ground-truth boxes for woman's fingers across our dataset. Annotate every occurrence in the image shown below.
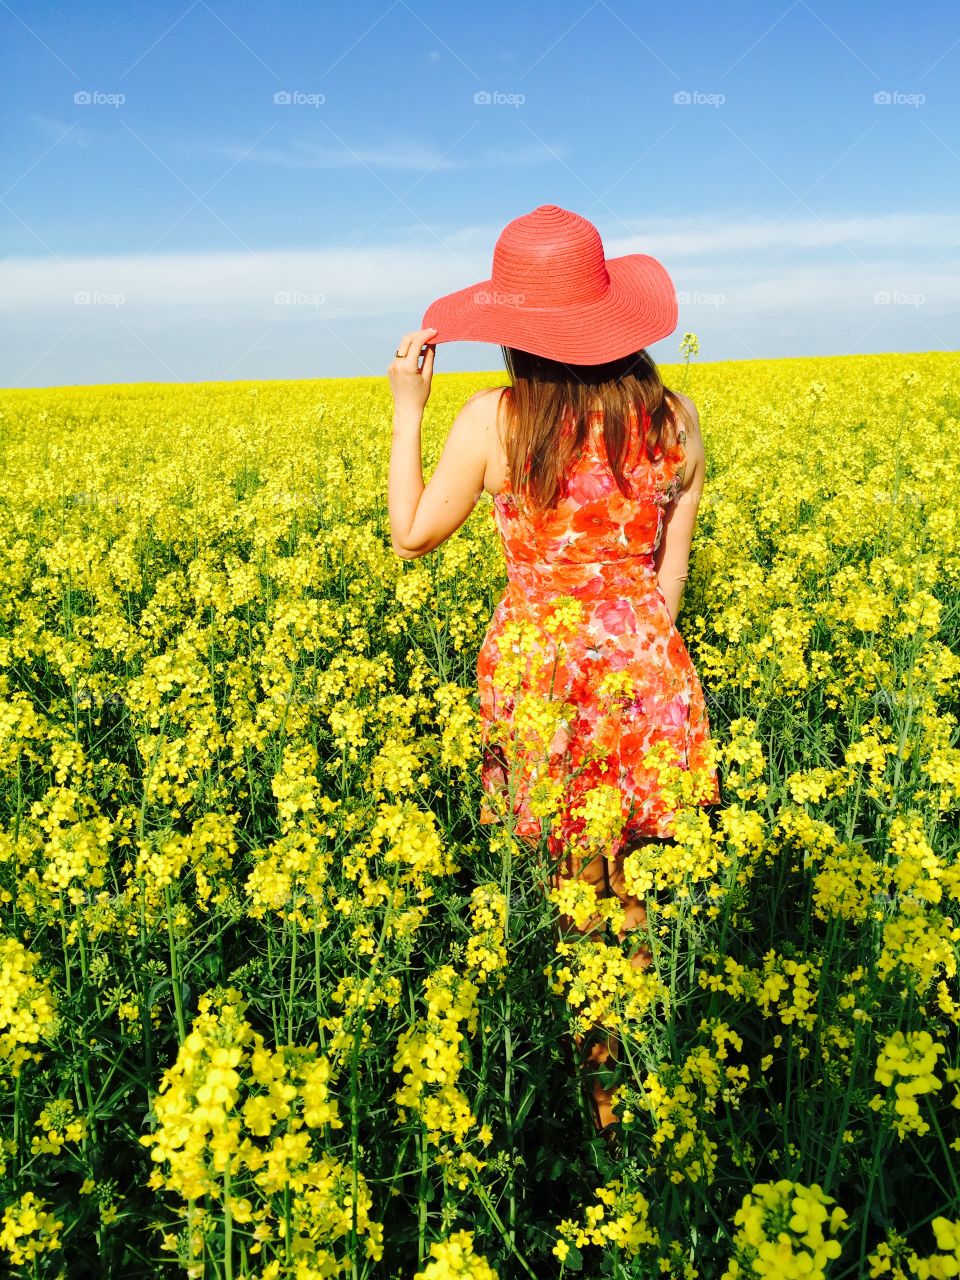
[396,328,437,365]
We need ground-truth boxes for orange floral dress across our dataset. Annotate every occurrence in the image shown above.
[477,399,721,859]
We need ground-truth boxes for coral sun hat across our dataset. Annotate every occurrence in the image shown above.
[422,204,678,366]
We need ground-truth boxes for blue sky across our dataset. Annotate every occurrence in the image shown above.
[2,0,958,387]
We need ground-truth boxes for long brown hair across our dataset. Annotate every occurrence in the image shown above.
[496,345,682,516]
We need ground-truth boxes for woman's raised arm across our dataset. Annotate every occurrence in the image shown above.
[653,395,706,624]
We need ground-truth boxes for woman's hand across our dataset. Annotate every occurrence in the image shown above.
[388,327,437,418]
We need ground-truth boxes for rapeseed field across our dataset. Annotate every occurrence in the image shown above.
[1,349,958,1278]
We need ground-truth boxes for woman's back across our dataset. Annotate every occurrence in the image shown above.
[484,394,687,623]
[476,392,719,845]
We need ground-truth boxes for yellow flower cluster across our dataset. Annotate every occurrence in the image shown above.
[786,766,848,805]
[717,719,768,804]
[490,620,547,694]
[140,988,378,1272]
[31,1097,88,1156]
[844,725,898,805]
[244,827,332,932]
[569,782,628,852]
[363,800,459,890]
[132,811,240,921]
[413,1228,500,1279]
[888,813,960,905]
[869,1216,960,1279]
[526,765,568,822]
[479,677,575,830]
[512,690,571,759]
[465,884,508,986]
[554,1176,659,1261]
[548,936,665,1033]
[636,1035,749,1186]
[393,965,483,1154]
[371,737,424,797]
[271,741,323,828]
[755,954,820,1031]
[645,1071,716,1185]
[722,1180,849,1279]
[547,875,625,937]
[919,711,960,811]
[37,792,113,908]
[325,971,403,1045]
[596,668,636,700]
[811,841,885,925]
[0,1191,64,1269]
[622,805,729,914]
[878,900,960,996]
[542,595,586,641]
[0,936,59,1074]
[699,950,820,1034]
[434,682,481,771]
[637,738,723,812]
[868,1029,950,1138]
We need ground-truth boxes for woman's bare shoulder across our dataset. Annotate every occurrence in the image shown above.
[665,388,698,430]
[665,389,705,482]
[459,385,510,426]
[464,385,509,403]
[454,386,511,495]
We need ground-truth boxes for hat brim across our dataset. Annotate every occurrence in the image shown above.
[421,253,678,365]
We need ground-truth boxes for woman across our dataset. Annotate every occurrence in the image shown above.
[387,204,721,1154]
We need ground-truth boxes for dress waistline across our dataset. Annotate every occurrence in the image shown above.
[504,553,660,596]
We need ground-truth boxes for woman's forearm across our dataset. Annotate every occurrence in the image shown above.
[657,572,687,626]
[388,407,425,553]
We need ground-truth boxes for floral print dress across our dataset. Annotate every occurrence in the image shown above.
[477,399,721,859]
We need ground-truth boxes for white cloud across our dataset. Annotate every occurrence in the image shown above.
[0,243,485,314]
[1,211,956,385]
[197,139,565,172]
[405,209,960,260]
[3,211,955,314]
[605,210,960,259]
[29,115,94,148]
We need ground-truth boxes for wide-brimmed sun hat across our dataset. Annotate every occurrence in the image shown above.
[422,204,678,365]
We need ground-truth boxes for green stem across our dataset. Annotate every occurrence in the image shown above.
[501,825,517,1254]
[287,903,298,1047]
[821,1017,867,1197]
[164,884,187,1044]
[465,1166,538,1280]
[314,903,327,1055]
[925,1096,960,1206]
[347,856,403,1279]
[858,1122,890,1263]
[417,1122,429,1269]
[223,1156,234,1280]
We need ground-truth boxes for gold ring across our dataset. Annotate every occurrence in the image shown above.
[395,349,406,358]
